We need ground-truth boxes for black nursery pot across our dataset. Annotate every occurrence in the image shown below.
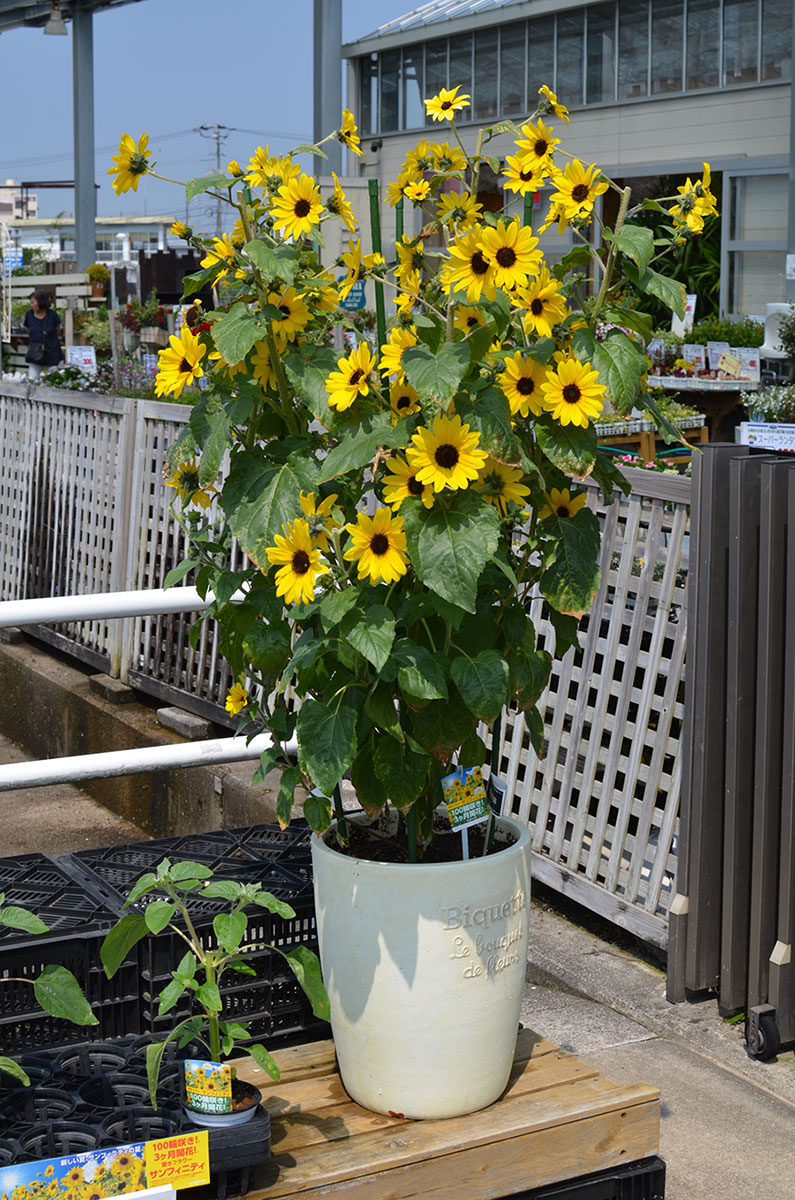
[78,1073,151,1111]
[102,1105,184,1144]
[0,1086,76,1127]
[0,1055,55,1090]
[17,1120,102,1162]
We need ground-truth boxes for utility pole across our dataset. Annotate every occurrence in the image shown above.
[199,124,229,237]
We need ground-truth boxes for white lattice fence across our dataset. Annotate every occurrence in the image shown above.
[497,467,690,947]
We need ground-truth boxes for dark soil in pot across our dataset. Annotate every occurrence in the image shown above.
[327,811,518,863]
[184,1078,262,1127]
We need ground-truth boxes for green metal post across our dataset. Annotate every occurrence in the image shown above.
[395,197,404,244]
[368,178,387,350]
[523,192,533,228]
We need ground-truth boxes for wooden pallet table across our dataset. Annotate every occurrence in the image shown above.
[233,1029,661,1199]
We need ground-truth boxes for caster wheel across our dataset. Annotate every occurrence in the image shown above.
[747,1012,781,1060]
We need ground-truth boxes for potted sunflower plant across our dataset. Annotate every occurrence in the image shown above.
[106,89,712,1119]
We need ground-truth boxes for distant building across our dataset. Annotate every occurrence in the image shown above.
[8,214,174,263]
[342,0,792,316]
[0,179,37,221]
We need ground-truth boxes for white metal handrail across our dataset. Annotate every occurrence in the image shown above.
[0,586,244,629]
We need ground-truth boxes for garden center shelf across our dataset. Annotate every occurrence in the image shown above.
[231,1031,664,1199]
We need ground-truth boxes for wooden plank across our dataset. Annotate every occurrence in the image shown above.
[253,1077,659,1197]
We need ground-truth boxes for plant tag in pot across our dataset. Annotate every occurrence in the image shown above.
[442,766,490,829]
[486,773,508,816]
[184,1059,232,1115]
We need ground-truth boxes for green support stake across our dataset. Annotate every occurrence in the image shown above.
[368,178,387,351]
[395,197,404,244]
[523,192,533,228]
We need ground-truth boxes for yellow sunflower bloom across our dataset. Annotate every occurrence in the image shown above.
[538,487,587,521]
[404,179,431,204]
[407,413,488,492]
[513,266,570,338]
[201,233,236,281]
[380,326,418,380]
[432,141,468,172]
[541,356,606,427]
[225,683,248,716]
[327,172,356,232]
[166,458,215,509]
[395,272,420,317]
[386,175,412,207]
[395,235,426,283]
[265,518,328,605]
[478,218,543,290]
[154,325,207,400]
[107,131,151,195]
[326,342,376,410]
[338,237,363,300]
[338,109,362,156]
[436,189,482,230]
[549,160,609,223]
[403,139,436,175]
[502,153,549,195]
[389,380,421,421]
[453,305,487,335]
[382,456,434,510]
[473,456,531,517]
[344,508,409,584]
[538,84,570,124]
[227,159,244,177]
[441,227,497,302]
[268,286,310,344]
[500,352,549,418]
[425,85,471,122]
[170,220,190,239]
[270,173,324,239]
[515,119,561,168]
[209,349,246,382]
[250,340,276,390]
[299,491,339,552]
[245,145,300,192]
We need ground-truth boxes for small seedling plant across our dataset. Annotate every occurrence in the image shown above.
[0,893,98,1085]
[100,858,329,1107]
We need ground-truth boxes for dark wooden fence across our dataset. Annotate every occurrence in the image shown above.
[668,445,795,1051]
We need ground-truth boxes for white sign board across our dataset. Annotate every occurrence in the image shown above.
[739,422,795,453]
[66,344,97,373]
[706,340,731,369]
[671,293,696,337]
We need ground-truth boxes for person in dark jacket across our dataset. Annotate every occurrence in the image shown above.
[24,289,64,380]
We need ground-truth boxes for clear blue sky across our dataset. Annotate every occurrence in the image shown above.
[0,0,405,223]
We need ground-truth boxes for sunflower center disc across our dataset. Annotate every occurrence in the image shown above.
[571,184,590,203]
[467,316,479,327]
[517,377,535,395]
[496,247,517,268]
[563,384,582,404]
[371,533,390,555]
[557,506,571,518]
[408,476,424,495]
[471,251,489,276]
[530,298,544,315]
[292,550,310,575]
[179,358,192,373]
[397,395,412,409]
[349,369,364,386]
[280,305,291,317]
[435,443,460,468]
[294,199,311,218]
[441,100,452,110]
[534,140,548,156]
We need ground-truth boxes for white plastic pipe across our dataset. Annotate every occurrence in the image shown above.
[0,734,297,791]
[0,587,246,629]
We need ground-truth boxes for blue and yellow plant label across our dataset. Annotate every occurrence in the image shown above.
[442,765,490,829]
[184,1059,232,1114]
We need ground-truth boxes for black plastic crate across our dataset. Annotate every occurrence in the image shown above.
[510,1156,666,1199]
[0,854,119,939]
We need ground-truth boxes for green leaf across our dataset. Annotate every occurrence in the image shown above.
[171,861,214,882]
[402,491,500,614]
[410,693,474,763]
[455,387,518,463]
[373,739,429,809]
[196,981,223,1014]
[402,342,471,406]
[509,649,552,711]
[571,326,598,362]
[213,303,270,365]
[186,170,232,201]
[541,507,601,617]
[525,706,545,756]
[318,415,410,484]
[284,348,338,425]
[245,239,300,284]
[101,912,149,978]
[304,789,332,832]
[146,1019,196,1108]
[251,889,296,919]
[607,223,654,274]
[33,965,98,1026]
[213,911,248,952]
[390,639,448,701]
[125,870,160,907]
[345,605,395,672]
[243,620,291,674]
[592,333,649,415]
[319,589,359,632]
[163,559,199,589]
[458,729,488,768]
[0,1056,29,1086]
[202,881,244,901]
[548,608,581,658]
[640,393,690,448]
[189,402,229,487]
[351,744,389,815]
[249,1043,281,1082]
[282,946,330,1021]
[222,450,319,566]
[297,699,358,795]
[277,764,302,828]
[602,305,654,343]
[0,905,49,935]
[364,685,404,742]
[157,977,186,1016]
[450,650,510,722]
[553,245,594,277]
[591,448,633,503]
[625,262,686,317]
[144,900,177,935]
[180,261,224,301]
[536,416,597,480]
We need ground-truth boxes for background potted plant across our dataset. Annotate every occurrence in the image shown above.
[86,262,110,297]
[137,289,171,347]
[107,83,706,1118]
[100,857,328,1128]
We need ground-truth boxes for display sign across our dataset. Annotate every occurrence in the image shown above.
[184,1058,232,1115]
[442,766,490,829]
[717,350,742,378]
[706,340,730,369]
[671,292,696,336]
[143,1132,210,1191]
[339,279,366,311]
[66,345,97,373]
[681,343,706,371]
[739,422,795,453]
[734,347,761,382]
[2,248,23,275]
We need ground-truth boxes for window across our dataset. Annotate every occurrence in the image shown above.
[732,174,788,240]
[618,0,648,98]
[474,28,499,120]
[729,251,786,312]
[686,0,719,90]
[380,49,400,132]
[586,4,617,104]
[403,45,424,128]
[723,0,758,85]
[500,22,526,115]
[449,32,473,101]
[425,38,448,107]
[528,15,555,99]
[556,11,584,106]
[359,54,378,136]
[762,0,792,81]
[651,0,683,94]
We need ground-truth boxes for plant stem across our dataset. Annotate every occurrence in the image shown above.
[592,185,631,319]
[406,804,418,864]
[368,179,387,351]
[332,781,349,844]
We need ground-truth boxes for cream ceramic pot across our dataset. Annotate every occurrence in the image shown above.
[311,814,531,1119]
